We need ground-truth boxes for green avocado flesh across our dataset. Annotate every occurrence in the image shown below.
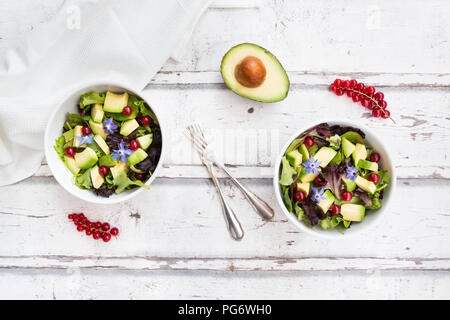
[220,43,289,102]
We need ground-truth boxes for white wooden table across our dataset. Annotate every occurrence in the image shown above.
[0,0,449,299]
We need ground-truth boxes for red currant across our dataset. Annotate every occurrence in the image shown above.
[368,173,380,184]
[110,227,119,236]
[99,166,108,176]
[68,214,74,219]
[294,191,306,202]
[352,94,361,102]
[380,100,387,109]
[333,79,342,86]
[331,204,340,215]
[102,233,111,242]
[94,221,102,229]
[336,88,344,96]
[365,86,375,96]
[129,140,140,151]
[81,126,91,135]
[372,109,381,118]
[341,191,352,201]
[141,116,151,125]
[330,84,337,92]
[370,152,381,163]
[93,231,101,240]
[101,223,110,232]
[85,229,92,236]
[65,147,76,157]
[361,99,370,108]
[346,90,353,97]
[349,79,357,88]
[342,80,350,88]
[77,225,84,232]
[382,109,391,119]
[374,92,384,101]
[304,137,314,148]
[314,176,326,187]
[134,173,144,180]
[122,106,132,115]
[356,83,365,91]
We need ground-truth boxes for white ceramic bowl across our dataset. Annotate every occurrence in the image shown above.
[273,119,396,239]
[44,82,165,204]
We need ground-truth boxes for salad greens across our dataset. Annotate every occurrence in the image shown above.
[278,122,390,232]
[54,90,162,197]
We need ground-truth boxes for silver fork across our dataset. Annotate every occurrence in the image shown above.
[186,124,274,221]
[186,126,244,241]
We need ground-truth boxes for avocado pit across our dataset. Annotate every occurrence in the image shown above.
[234,56,266,88]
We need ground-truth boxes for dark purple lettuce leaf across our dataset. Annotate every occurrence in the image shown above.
[322,163,346,200]
[93,187,116,198]
[301,199,327,226]
[329,125,366,139]
[354,188,372,206]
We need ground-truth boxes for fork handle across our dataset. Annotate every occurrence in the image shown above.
[216,163,274,220]
[205,163,244,241]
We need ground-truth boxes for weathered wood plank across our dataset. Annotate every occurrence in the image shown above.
[0,178,449,266]
[0,269,449,299]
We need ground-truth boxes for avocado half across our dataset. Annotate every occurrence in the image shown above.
[220,43,290,103]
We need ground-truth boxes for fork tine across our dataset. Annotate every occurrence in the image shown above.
[184,128,207,157]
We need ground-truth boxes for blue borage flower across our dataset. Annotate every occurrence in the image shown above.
[75,134,94,145]
[311,187,326,204]
[302,156,322,174]
[346,165,358,181]
[103,117,118,134]
[112,141,133,163]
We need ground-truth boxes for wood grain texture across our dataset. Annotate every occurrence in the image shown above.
[1,0,450,299]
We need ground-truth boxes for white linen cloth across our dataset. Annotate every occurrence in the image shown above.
[0,0,211,186]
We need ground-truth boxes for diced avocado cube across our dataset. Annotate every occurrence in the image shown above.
[120,119,139,136]
[103,91,129,113]
[352,143,367,168]
[300,169,320,183]
[296,182,310,195]
[314,147,337,168]
[299,144,309,163]
[317,190,335,213]
[286,149,302,170]
[93,135,110,155]
[110,161,128,179]
[64,156,80,175]
[99,154,117,167]
[341,204,365,222]
[341,131,364,145]
[90,165,104,189]
[89,120,107,139]
[126,148,148,166]
[341,137,356,158]
[73,126,84,147]
[342,177,357,192]
[358,159,379,172]
[91,104,104,123]
[355,176,376,194]
[136,134,153,150]
[74,147,98,169]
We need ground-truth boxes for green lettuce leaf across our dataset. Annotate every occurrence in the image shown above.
[75,169,92,189]
[99,154,117,167]
[279,156,297,186]
[54,135,65,160]
[326,134,341,150]
[80,92,105,109]
[113,171,149,194]
[282,186,293,212]
[64,113,88,130]
[318,214,343,230]
[366,191,382,210]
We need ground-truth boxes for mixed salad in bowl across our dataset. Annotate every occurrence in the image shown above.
[53,90,162,197]
[277,122,390,233]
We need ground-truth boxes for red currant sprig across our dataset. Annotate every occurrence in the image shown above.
[330,79,395,123]
[68,213,119,242]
